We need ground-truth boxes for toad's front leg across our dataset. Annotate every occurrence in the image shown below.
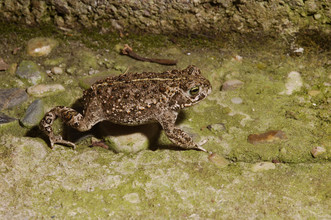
[39,106,91,149]
[157,111,209,153]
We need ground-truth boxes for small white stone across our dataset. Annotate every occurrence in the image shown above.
[293,47,304,53]
[232,55,243,61]
[51,66,63,75]
[314,13,321,20]
[231,97,243,104]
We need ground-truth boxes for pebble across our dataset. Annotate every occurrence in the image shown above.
[100,123,159,153]
[51,67,63,75]
[222,79,244,91]
[231,97,243,104]
[27,37,58,57]
[0,88,28,110]
[105,132,150,153]
[233,55,243,61]
[293,47,304,54]
[311,146,326,158]
[0,113,16,125]
[251,162,276,172]
[20,99,44,128]
[16,60,44,85]
[248,130,287,145]
[27,84,65,97]
[313,13,321,20]
[208,153,229,168]
[88,69,99,75]
[281,71,303,95]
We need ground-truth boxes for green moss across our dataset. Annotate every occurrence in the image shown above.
[44,57,65,66]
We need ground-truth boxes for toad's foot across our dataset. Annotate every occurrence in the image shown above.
[196,139,212,154]
[40,106,94,149]
[50,135,76,149]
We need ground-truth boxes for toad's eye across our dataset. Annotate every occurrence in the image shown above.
[189,86,200,96]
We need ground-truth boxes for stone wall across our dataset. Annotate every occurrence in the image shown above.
[0,0,330,36]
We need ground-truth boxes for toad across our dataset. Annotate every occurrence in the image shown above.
[40,65,212,152]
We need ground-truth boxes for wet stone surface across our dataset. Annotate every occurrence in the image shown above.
[20,99,44,128]
[27,84,65,97]
[16,60,45,85]
[0,88,28,110]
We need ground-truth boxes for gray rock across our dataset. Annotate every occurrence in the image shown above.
[16,60,45,85]
[0,113,16,125]
[20,99,44,128]
[0,88,28,110]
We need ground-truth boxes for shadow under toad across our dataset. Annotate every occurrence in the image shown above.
[26,100,189,152]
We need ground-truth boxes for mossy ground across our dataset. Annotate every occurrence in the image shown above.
[0,23,330,218]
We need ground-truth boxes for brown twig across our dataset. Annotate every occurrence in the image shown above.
[121,44,177,66]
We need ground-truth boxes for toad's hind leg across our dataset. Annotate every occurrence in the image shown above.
[39,106,94,149]
[156,111,209,153]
